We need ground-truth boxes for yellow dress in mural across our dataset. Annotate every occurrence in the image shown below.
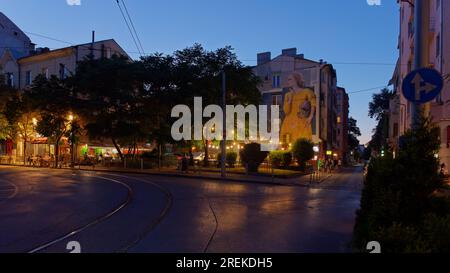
[281,88,317,143]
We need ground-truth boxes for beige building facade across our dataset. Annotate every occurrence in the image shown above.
[389,0,450,167]
[252,48,344,161]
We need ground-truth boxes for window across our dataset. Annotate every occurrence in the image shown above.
[59,64,69,80]
[436,34,441,58]
[272,95,282,106]
[42,68,49,79]
[5,73,14,87]
[393,123,399,138]
[272,74,281,88]
[106,48,112,59]
[337,116,341,124]
[25,71,32,86]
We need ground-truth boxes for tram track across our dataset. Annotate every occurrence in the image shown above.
[27,175,133,253]
[99,173,174,252]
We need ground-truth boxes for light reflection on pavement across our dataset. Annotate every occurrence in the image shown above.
[0,166,363,253]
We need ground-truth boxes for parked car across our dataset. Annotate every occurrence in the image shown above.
[192,152,205,164]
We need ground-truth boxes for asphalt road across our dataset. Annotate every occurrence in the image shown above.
[0,166,363,253]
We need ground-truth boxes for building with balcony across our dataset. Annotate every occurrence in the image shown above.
[389,0,450,166]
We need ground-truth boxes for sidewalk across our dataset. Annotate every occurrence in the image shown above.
[66,165,333,187]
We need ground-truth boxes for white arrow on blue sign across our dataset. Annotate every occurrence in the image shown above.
[402,68,443,104]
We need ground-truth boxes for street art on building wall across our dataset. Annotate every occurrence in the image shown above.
[280,72,317,144]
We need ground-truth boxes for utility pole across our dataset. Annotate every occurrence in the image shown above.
[221,70,227,178]
[412,0,430,126]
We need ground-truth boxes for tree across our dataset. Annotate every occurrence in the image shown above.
[71,55,149,162]
[348,117,361,159]
[3,92,36,164]
[27,75,76,168]
[291,138,314,171]
[172,44,261,166]
[368,88,393,152]
[141,44,261,166]
[353,114,449,252]
[0,75,24,153]
[139,53,178,163]
[0,75,11,141]
[369,88,393,121]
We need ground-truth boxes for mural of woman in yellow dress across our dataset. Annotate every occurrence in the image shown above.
[281,72,317,144]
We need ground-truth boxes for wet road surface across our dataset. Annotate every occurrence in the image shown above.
[0,166,363,253]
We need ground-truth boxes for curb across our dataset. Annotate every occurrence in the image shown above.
[0,163,328,188]
[1,164,291,187]
[76,167,290,187]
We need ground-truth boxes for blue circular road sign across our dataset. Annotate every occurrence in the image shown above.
[402,68,443,104]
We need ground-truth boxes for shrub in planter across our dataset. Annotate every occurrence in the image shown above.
[240,143,268,173]
[291,138,314,171]
[217,152,238,168]
[270,151,292,168]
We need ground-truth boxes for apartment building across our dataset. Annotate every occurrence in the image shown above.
[0,12,130,162]
[336,87,349,163]
[389,0,450,166]
[252,48,344,160]
[0,12,35,88]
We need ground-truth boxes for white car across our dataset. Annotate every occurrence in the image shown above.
[192,152,205,163]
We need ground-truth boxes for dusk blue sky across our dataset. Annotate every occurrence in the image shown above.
[0,0,399,144]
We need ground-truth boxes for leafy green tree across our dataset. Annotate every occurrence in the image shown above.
[369,88,393,121]
[3,92,36,164]
[71,55,150,161]
[368,88,393,152]
[170,44,261,166]
[348,117,361,160]
[291,138,314,171]
[27,75,74,167]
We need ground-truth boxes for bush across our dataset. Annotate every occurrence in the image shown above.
[270,151,292,168]
[353,115,450,253]
[217,152,238,168]
[291,138,314,171]
[240,143,268,173]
